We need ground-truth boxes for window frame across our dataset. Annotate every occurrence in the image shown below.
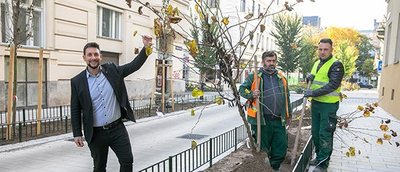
[1,0,44,47]
[4,56,48,108]
[97,5,122,40]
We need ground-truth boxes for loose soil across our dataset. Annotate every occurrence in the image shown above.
[204,108,311,172]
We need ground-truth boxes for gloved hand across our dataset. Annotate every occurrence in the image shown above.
[304,89,313,97]
[306,73,315,83]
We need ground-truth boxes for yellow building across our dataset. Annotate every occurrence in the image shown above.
[0,0,190,110]
[379,0,400,118]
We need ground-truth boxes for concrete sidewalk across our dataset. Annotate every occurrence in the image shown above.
[310,90,400,172]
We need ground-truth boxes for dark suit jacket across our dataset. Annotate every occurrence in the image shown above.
[70,48,148,144]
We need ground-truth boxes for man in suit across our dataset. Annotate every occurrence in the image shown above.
[71,36,152,172]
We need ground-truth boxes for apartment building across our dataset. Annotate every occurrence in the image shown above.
[0,0,190,110]
[379,0,400,118]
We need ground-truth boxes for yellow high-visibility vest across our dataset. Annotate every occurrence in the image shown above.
[310,57,341,103]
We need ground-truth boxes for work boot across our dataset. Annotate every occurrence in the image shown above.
[309,158,320,166]
[312,166,327,172]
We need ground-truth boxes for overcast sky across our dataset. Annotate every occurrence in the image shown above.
[293,0,387,30]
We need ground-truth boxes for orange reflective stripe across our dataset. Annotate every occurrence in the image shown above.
[247,74,260,118]
[278,71,290,120]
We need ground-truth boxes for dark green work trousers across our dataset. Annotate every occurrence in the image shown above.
[311,100,339,168]
[252,118,287,170]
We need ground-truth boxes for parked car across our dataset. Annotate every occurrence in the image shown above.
[358,82,373,89]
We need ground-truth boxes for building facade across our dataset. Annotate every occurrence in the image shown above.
[0,0,190,110]
[379,0,400,118]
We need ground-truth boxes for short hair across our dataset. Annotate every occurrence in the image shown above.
[261,51,277,60]
[83,42,100,55]
[319,38,333,46]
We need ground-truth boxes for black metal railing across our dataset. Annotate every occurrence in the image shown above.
[292,136,313,172]
[139,125,248,172]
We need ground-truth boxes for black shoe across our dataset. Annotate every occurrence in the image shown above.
[312,166,327,172]
[309,159,320,166]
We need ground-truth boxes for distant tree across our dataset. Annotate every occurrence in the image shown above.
[335,40,358,79]
[298,38,317,79]
[361,58,376,78]
[190,16,218,84]
[356,34,374,74]
[271,14,303,76]
[320,27,361,47]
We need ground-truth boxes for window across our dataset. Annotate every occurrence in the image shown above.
[4,57,47,107]
[395,13,400,63]
[252,0,255,13]
[382,87,385,96]
[391,89,395,100]
[384,23,391,66]
[1,0,43,46]
[258,4,261,15]
[240,0,246,12]
[261,35,264,51]
[207,0,219,8]
[97,6,121,39]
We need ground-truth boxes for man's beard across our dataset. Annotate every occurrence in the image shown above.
[265,65,275,71]
[87,62,99,69]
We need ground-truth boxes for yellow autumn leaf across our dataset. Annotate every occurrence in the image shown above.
[194,4,199,13]
[245,89,251,94]
[133,30,138,37]
[191,140,197,150]
[185,40,199,57]
[221,17,229,25]
[348,147,356,156]
[192,88,204,98]
[376,138,383,145]
[145,47,152,55]
[174,7,180,16]
[215,96,223,105]
[346,152,350,157]
[357,105,364,111]
[191,109,195,116]
[166,4,174,16]
[363,110,371,117]
[383,133,392,140]
[373,102,379,107]
[380,124,389,132]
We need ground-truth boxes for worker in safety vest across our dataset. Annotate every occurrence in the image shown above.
[304,38,345,172]
[239,51,292,171]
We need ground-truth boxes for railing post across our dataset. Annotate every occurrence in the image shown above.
[209,138,213,168]
[18,122,22,142]
[168,156,173,172]
[22,108,26,126]
[65,116,68,133]
[59,106,63,121]
[234,127,238,151]
[149,98,152,117]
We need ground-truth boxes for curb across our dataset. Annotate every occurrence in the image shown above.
[0,103,219,153]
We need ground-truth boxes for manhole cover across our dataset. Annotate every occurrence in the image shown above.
[178,133,208,140]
